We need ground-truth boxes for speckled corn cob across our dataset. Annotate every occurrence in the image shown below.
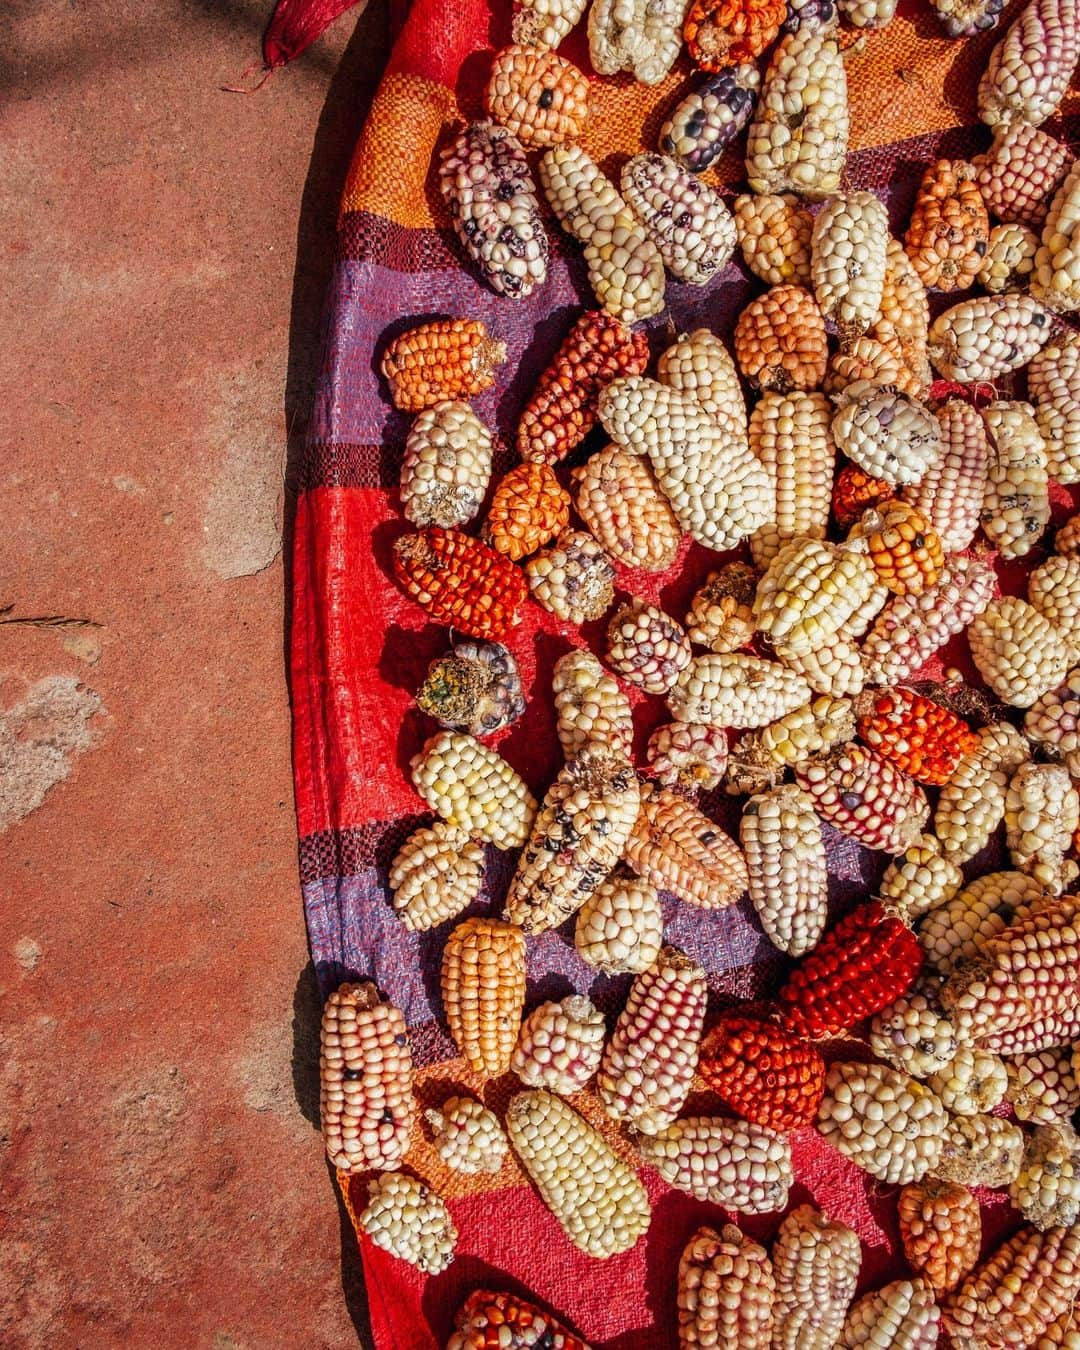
[1034,160,1080,314]
[658,329,747,440]
[745,30,849,198]
[574,871,664,974]
[1013,1125,1080,1231]
[439,123,548,300]
[979,401,1050,558]
[668,653,812,728]
[899,1180,982,1296]
[606,600,692,695]
[873,236,932,386]
[382,318,507,413]
[943,1223,1080,1350]
[927,1048,1008,1114]
[817,1061,946,1183]
[486,45,588,148]
[753,537,876,654]
[976,122,1075,234]
[512,0,589,45]
[849,500,944,597]
[442,917,527,1076]
[795,745,929,852]
[840,1281,940,1349]
[659,65,761,174]
[358,1173,457,1273]
[511,995,606,1095]
[1026,668,1080,778]
[621,154,737,286]
[448,1289,589,1350]
[880,838,963,922]
[598,377,774,550]
[646,722,729,792]
[685,564,757,653]
[747,392,834,567]
[411,732,536,849]
[685,0,787,67]
[781,0,840,30]
[902,399,989,554]
[856,686,977,785]
[810,191,888,337]
[832,461,893,527]
[934,1111,1025,1187]
[919,869,1049,977]
[639,1116,793,1212]
[933,723,1030,863]
[862,555,996,686]
[394,529,528,642]
[400,401,492,528]
[970,597,1071,707]
[588,0,690,83]
[771,1205,860,1350]
[504,749,639,935]
[830,380,941,486]
[928,294,1052,382]
[416,640,525,739]
[929,0,1004,35]
[1031,337,1080,482]
[525,529,615,624]
[552,649,633,760]
[389,821,485,931]
[424,1097,507,1175]
[741,784,827,957]
[700,1014,826,1129]
[625,780,750,909]
[1007,1050,1080,1124]
[904,160,989,294]
[484,461,571,563]
[979,222,1039,293]
[734,194,813,286]
[869,984,961,1077]
[506,1090,651,1257]
[598,947,706,1134]
[676,1224,776,1350]
[574,445,683,572]
[538,145,665,322]
[1006,762,1080,894]
[518,311,650,466]
[734,285,829,392]
[978,0,1080,128]
[825,336,922,398]
[775,631,867,697]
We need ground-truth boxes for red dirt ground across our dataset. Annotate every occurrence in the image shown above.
[1,2,390,1344]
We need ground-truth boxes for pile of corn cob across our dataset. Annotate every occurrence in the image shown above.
[334,0,1080,1339]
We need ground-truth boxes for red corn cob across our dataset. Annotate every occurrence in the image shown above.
[448,1290,590,1350]
[393,528,528,641]
[832,463,892,528]
[775,899,924,1040]
[794,745,930,853]
[699,1014,826,1129]
[517,311,649,464]
[856,687,980,786]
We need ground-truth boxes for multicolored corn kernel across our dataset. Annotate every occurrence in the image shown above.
[929,0,1004,35]
[503,748,640,935]
[388,821,485,932]
[699,1014,826,1129]
[410,731,536,849]
[974,121,1075,230]
[969,596,1071,708]
[898,1180,982,1296]
[825,336,922,399]
[646,721,729,793]
[933,722,1030,863]
[740,784,828,957]
[902,399,989,554]
[978,0,1080,128]
[794,744,930,852]
[781,0,839,30]
[657,328,747,440]
[525,529,615,624]
[979,400,1050,559]
[771,1205,860,1350]
[816,1060,946,1184]
[620,153,737,285]
[748,391,835,567]
[880,836,963,923]
[685,564,758,653]
[1058,511,1080,556]
[517,311,650,466]
[484,462,571,562]
[918,870,1049,978]
[849,499,944,597]
[400,401,492,529]
[552,649,634,760]
[424,1096,507,1175]
[510,995,606,1095]
[1026,667,1080,777]
[575,448,685,575]
[1011,1124,1080,1231]
[441,917,527,1076]
[753,537,876,654]
[926,1047,1008,1115]
[904,159,989,294]
[734,193,813,288]
[393,528,528,642]
[685,0,787,68]
[448,1288,590,1350]
[933,1111,1025,1188]
[668,653,812,729]
[856,686,977,785]
[358,1173,457,1273]
[862,554,996,686]
[1007,1050,1080,1125]
[873,236,932,386]
[868,983,961,1077]
[439,123,548,300]
[677,1224,776,1350]
[659,64,761,175]
[831,462,892,527]
[381,318,507,413]
[1034,161,1080,315]
[745,29,849,198]
[606,600,692,695]
[485,45,588,148]
[978,221,1039,293]
[624,780,749,910]
[928,293,1052,382]
[320,983,413,1174]
[839,1280,939,1348]
[830,380,942,486]
[574,871,664,974]
[506,1090,651,1257]
[511,0,589,45]
[415,640,525,738]
[774,629,867,697]
[1005,762,1080,894]
[734,284,828,393]
[587,0,688,83]
[775,898,925,1039]
[810,190,888,337]
[638,1115,793,1213]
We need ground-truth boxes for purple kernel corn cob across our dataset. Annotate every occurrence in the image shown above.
[659,65,761,174]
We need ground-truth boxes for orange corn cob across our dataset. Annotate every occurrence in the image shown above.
[700,1014,826,1129]
[624,781,749,910]
[857,687,978,785]
[485,45,589,149]
[849,499,944,596]
[825,336,922,399]
[483,462,571,561]
[872,236,932,386]
[381,318,507,412]
[448,1290,590,1350]
[441,917,527,1076]
[677,1225,776,1350]
[904,160,990,293]
[898,1179,982,1296]
[831,463,892,528]
[393,528,528,641]
[573,445,683,573]
[684,0,787,69]
[734,285,828,392]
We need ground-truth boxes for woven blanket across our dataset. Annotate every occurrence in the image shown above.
[289,2,1080,1343]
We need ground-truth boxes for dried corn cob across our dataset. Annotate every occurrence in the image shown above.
[934,1111,1025,1187]
[840,1280,939,1349]
[512,0,589,44]
[574,871,664,974]
[400,401,492,529]
[517,311,649,465]
[753,537,876,654]
[899,1180,981,1297]
[873,236,932,386]
[389,821,485,932]
[659,65,761,175]
[825,336,922,398]
[625,780,749,909]
[904,160,989,294]
[869,983,961,1077]
[358,1173,457,1273]
[1059,512,1080,555]
[700,1014,826,1128]
[734,285,829,392]
[758,695,856,770]
[1030,329,1080,404]
[830,380,942,486]
[974,122,1075,230]
[1034,161,1080,314]
[441,918,527,1076]
[745,29,849,198]
[902,399,989,554]
[440,123,548,300]
[794,744,930,852]
[506,1090,651,1257]
[979,222,1039,293]
[837,0,897,21]
[929,0,1004,35]
[1036,400,1080,485]
[862,555,996,686]
[646,721,729,792]
[980,400,1050,559]
[1007,1050,1080,1124]
[606,600,692,695]
[552,649,633,760]
[771,1205,860,1350]
[969,596,1071,707]
[734,193,813,287]
[811,191,888,337]
[849,499,944,597]
[411,731,536,849]
[781,0,839,30]
[832,462,893,527]
[747,391,835,566]
[933,723,1030,863]
[978,0,1080,128]
[774,630,867,697]
[415,640,525,738]
[856,686,977,785]
[573,445,683,572]
[668,653,812,728]
[382,318,506,413]
[1026,668,1080,778]
[587,0,689,83]
[817,1061,946,1183]
[928,293,1052,382]
[927,1047,1008,1115]
[1006,762,1080,894]
[448,1289,589,1350]
[638,1116,793,1213]
[486,45,589,149]
[685,0,786,67]
[424,1097,507,1175]
[504,749,639,935]
[685,564,758,652]
[740,784,828,957]
[511,995,606,1095]
[775,898,925,1039]
[484,462,570,563]
[394,529,527,642]
[919,870,1049,978]
[525,529,615,623]
[676,1224,776,1350]
[658,328,747,440]
[880,837,963,922]
[1013,1125,1080,1230]
[621,154,737,285]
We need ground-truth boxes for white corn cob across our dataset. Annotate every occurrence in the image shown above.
[774,633,866,697]
[969,596,1072,707]
[753,537,877,654]
[840,1280,940,1349]
[830,380,942,486]
[934,1111,1025,1188]
[424,1097,507,1174]
[606,599,692,695]
[512,0,589,46]
[587,0,690,83]
[1030,331,1080,482]
[927,1047,1008,1115]
[411,731,537,849]
[770,1205,861,1350]
[668,653,811,728]
[980,400,1050,559]
[978,222,1039,294]
[928,294,1053,382]
[1029,556,1080,652]
[621,154,737,285]
[740,784,827,957]
[400,401,493,528]
[388,821,485,932]
[638,1116,793,1213]
[1037,400,1080,485]
[815,1061,947,1183]
[919,869,1049,977]
[836,0,898,25]
[358,1173,458,1273]
[934,723,1031,863]
[1026,667,1080,776]
[1007,1050,1080,1124]
[902,398,990,554]
[1011,1123,1080,1230]
[879,836,963,923]
[1005,761,1080,894]
[748,392,836,567]
[869,986,961,1078]
[810,191,889,338]
[552,649,633,760]
[574,871,664,974]
[658,329,747,440]
[677,1224,775,1350]
[978,0,1080,129]
[511,996,606,1095]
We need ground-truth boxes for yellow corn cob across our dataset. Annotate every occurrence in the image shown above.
[879,835,963,922]
[574,871,664,974]
[979,221,1039,293]
[810,191,889,338]
[625,780,749,909]
[441,917,527,1076]
[1005,761,1080,894]
[424,1096,508,1174]
[741,784,827,956]
[677,1225,776,1350]
[388,821,485,932]
[771,1205,861,1350]
[753,537,877,655]
[840,1281,939,1349]
[1012,1124,1080,1231]
[638,1116,793,1212]
[657,328,748,440]
[668,653,812,728]
[934,722,1030,862]
[733,193,813,285]
[919,870,1049,977]
[1029,556,1080,652]
[411,731,537,849]
[748,392,835,567]
[552,649,634,761]
[358,1172,458,1273]
[969,596,1072,707]
[755,695,856,770]
[980,400,1050,559]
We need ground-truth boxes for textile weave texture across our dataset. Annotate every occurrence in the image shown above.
[290,1,1080,1344]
